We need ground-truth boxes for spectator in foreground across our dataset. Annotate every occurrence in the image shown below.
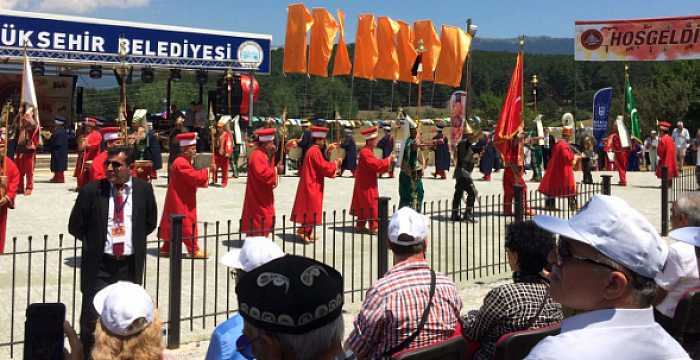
[91,281,172,360]
[525,195,689,359]
[345,207,463,359]
[463,221,562,360]
[654,194,700,331]
[666,226,700,358]
[236,255,351,360]
[206,237,285,360]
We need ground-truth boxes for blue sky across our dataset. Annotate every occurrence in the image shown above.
[5,0,700,45]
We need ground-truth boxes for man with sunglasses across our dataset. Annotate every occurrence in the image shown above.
[69,145,158,358]
[89,127,124,182]
[524,195,689,359]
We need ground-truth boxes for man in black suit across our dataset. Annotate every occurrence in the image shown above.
[68,145,157,358]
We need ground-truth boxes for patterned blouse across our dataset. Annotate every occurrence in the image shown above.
[462,274,563,360]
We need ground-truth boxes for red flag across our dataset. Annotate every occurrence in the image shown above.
[493,51,524,164]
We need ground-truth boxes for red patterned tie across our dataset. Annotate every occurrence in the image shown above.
[112,187,124,257]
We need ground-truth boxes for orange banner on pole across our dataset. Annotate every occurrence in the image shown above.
[332,9,352,76]
[308,8,338,77]
[434,25,473,87]
[397,21,417,84]
[373,16,400,81]
[493,51,524,164]
[413,20,441,81]
[353,14,378,80]
[283,3,313,74]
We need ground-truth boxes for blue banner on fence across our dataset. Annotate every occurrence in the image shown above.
[0,10,271,73]
[592,87,613,149]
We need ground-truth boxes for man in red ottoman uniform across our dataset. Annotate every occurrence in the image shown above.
[75,117,102,190]
[240,128,278,237]
[351,127,394,234]
[605,128,629,186]
[539,127,578,211]
[291,126,340,243]
[159,132,212,259]
[502,131,530,216]
[15,108,40,195]
[211,118,234,187]
[656,121,679,186]
[89,127,124,182]
[0,132,19,253]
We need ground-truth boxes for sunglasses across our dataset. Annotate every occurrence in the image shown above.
[104,160,125,169]
[555,238,622,273]
[236,334,259,360]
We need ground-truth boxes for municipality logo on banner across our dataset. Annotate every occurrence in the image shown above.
[593,87,613,149]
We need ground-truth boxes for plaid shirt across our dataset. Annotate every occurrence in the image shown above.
[345,259,462,359]
[463,278,563,360]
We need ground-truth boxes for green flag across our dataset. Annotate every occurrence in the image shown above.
[625,77,641,141]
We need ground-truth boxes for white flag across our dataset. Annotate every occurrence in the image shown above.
[21,55,38,109]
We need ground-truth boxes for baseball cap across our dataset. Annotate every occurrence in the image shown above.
[220,236,285,272]
[534,195,668,279]
[389,207,429,245]
[93,281,154,336]
[669,227,700,247]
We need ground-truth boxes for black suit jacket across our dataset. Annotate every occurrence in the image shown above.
[68,178,158,292]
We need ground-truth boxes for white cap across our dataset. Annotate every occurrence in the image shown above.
[669,227,700,247]
[220,236,284,272]
[534,195,668,279]
[389,207,429,245]
[93,281,154,336]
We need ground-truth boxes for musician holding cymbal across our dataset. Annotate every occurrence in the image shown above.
[240,128,278,237]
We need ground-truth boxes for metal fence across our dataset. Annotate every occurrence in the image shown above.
[0,178,606,356]
[662,165,699,235]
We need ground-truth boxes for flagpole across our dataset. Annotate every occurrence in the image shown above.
[520,35,525,131]
[624,63,629,124]
[464,19,474,123]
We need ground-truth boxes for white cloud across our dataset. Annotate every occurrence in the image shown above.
[0,0,24,9]
[37,0,149,13]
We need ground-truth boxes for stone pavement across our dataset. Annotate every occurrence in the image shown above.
[0,165,683,358]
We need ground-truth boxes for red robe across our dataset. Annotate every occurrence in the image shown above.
[74,130,102,187]
[656,134,679,180]
[159,156,209,253]
[0,157,19,253]
[213,131,234,185]
[240,147,276,236]
[89,151,108,182]
[291,145,337,226]
[350,146,391,221]
[606,133,628,184]
[539,140,576,197]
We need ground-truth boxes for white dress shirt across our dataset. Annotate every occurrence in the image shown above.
[525,308,690,360]
[104,178,133,256]
[656,241,700,318]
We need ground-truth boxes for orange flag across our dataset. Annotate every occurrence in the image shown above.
[412,20,441,81]
[283,3,313,74]
[308,8,338,77]
[434,25,473,87]
[493,51,524,165]
[332,9,352,76]
[396,20,417,84]
[373,16,400,81]
[353,14,378,80]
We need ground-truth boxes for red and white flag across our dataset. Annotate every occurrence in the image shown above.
[21,53,41,146]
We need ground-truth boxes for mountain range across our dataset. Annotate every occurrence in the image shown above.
[472,36,573,55]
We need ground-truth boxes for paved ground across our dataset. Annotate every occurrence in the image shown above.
[0,164,692,358]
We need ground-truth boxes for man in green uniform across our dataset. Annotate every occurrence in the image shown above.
[399,125,424,212]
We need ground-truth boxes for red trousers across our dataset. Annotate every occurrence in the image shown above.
[503,167,527,214]
[51,171,65,183]
[614,153,628,184]
[212,155,230,186]
[0,206,7,253]
[16,152,35,192]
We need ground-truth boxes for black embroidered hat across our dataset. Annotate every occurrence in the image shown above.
[235,255,343,334]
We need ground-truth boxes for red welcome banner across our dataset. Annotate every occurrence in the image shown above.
[575,16,700,61]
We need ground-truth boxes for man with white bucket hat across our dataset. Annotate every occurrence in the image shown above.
[525,195,689,359]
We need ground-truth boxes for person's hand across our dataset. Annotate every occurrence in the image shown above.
[209,163,217,173]
[335,158,342,167]
[389,154,396,164]
[63,321,83,360]
[0,196,9,207]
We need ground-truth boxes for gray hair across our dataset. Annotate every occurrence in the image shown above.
[675,194,700,226]
[251,315,344,360]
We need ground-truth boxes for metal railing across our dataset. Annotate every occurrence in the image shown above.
[662,166,698,235]
[0,178,606,356]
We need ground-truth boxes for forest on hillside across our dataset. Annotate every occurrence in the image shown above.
[83,45,700,134]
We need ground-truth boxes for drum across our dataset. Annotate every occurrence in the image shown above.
[373,148,384,159]
[288,147,303,161]
[134,160,153,182]
[194,153,213,170]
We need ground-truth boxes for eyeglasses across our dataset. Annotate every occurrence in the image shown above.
[236,334,259,360]
[104,160,125,169]
[555,238,622,273]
